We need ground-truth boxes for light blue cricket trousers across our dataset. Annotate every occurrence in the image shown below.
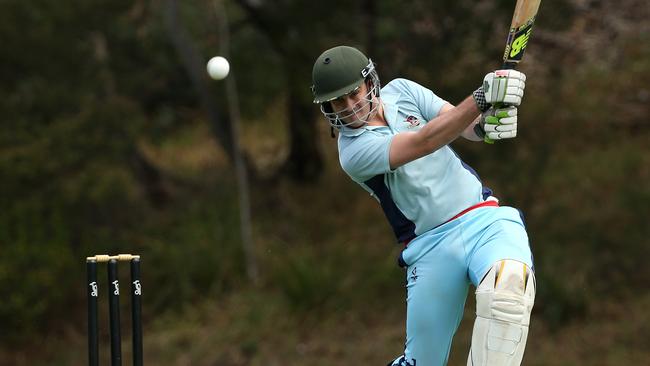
[393,205,534,366]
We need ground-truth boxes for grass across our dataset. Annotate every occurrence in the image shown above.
[5,287,649,365]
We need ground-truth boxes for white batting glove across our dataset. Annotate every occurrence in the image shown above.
[484,70,526,105]
[474,106,518,141]
[473,70,526,111]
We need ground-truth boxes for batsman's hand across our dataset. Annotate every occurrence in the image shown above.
[483,70,526,105]
[474,106,518,142]
[472,70,526,112]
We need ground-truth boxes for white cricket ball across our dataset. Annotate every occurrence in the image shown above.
[207,56,230,80]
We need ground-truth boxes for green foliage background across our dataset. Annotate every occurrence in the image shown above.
[1,0,648,364]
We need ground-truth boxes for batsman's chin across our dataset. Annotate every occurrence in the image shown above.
[340,119,366,129]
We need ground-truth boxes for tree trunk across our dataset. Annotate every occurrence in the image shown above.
[213,0,258,284]
[165,0,258,283]
[164,0,234,161]
[234,0,324,182]
[363,0,377,57]
[284,79,323,182]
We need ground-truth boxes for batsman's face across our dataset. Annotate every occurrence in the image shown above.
[330,82,374,127]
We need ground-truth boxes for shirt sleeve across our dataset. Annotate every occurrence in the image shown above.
[393,78,447,121]
[338,132,394,183]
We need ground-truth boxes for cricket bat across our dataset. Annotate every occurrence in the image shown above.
[502,0,542,69]
[485,0,541,143]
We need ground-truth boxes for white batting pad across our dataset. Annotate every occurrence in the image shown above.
[467,260,536,366]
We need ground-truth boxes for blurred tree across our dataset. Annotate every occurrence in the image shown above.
[214,0,258,283]
[233,0,326,181]
[164,0,236,163]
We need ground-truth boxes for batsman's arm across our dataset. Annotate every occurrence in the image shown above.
[438,103,484,142]
[388,96,480,169]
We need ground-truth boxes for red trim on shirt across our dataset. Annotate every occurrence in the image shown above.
[402,200,499,247]
[446,200,499,223]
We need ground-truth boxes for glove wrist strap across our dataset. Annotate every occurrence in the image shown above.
[472,86,491,112]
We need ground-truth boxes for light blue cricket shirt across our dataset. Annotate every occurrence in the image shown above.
[337,78,492,243]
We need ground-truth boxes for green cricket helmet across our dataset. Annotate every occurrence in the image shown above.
[311,46,381,128]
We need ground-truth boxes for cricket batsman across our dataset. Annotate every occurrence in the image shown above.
[311,46,535,366]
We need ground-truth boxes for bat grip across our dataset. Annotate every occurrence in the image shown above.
[501,61,517,70]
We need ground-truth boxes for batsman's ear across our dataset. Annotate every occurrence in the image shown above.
[322,102,334,113]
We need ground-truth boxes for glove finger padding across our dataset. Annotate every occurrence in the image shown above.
[482,106,518,140]
[487,129,517,139]
[487,107,517,125]
[484,122,516,132]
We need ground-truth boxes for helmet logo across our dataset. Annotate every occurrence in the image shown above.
[360,59,374,78]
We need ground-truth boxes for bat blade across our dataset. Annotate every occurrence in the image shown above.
[502,0,542,68]
[484,0,542,144]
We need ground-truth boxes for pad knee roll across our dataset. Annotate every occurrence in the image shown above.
[468,260,535,366]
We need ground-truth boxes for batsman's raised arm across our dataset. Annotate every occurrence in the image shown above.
[388,69,526,170]
[388,95,480,169]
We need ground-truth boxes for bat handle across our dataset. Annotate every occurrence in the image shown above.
[501,61,517,70]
